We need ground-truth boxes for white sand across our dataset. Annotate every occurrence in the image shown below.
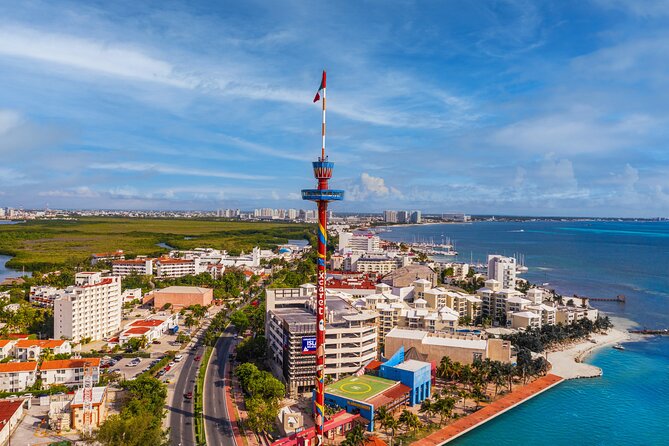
[547,328,631,379]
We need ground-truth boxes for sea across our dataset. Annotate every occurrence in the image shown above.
[0,220,31,282]
[378,221,669,446]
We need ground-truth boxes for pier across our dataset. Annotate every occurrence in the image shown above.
[628,329,669,335]
[577,294,626,303]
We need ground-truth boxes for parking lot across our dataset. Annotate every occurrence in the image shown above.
[106,356,155,380]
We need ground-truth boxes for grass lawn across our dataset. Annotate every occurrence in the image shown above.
[326,374,397,401]
[0,217,312,271]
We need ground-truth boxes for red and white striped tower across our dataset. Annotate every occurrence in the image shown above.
[302,70,344,446]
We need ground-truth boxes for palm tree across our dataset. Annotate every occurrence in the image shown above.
[399,410,420,434]
[419,399,433,424]
[433,395,455,426]
[341,424,366,446]
[376,406,390,434]
[385,417,399,444]
[184,314,196,330]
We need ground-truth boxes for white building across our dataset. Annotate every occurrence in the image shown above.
[119,315,179,344]
[338,232,381,253]
[155,258,196,278]
[29,285,65,308]
[487,255,518,289]
[112,258,154,276]
[0,362,38,392]
[53,272,122,341]
[383,210,398,223]
[121,288,142,304]
[13,339,72,361]
[40,358,101,387]
[265,287,378,397]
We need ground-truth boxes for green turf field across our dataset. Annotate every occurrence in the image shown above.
[325,375,396,401]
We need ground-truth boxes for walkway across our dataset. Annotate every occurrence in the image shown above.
[413,374,564,446]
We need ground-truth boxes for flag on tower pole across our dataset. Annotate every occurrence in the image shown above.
[313,70,326,102]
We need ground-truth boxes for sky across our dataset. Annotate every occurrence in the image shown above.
[1,0,668,217]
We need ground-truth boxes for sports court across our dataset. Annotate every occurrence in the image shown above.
[325,374,397,401]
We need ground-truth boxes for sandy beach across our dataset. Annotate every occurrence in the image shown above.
[547,327,631,379]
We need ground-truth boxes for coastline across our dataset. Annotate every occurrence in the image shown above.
[547,325,632,380]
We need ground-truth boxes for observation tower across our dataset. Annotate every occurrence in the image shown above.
[301,70,344,446]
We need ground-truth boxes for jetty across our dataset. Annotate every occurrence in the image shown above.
[576,294,626,303]
[628,329,669,335]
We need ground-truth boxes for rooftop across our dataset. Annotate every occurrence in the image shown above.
[15,339,66,349]
[40,358,101,370]
[0,362,38,373]
[392,359,431,372]
[0,400,23,425]
[154,286,211,294]
[326,374,398,402]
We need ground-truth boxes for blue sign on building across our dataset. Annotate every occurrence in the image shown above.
[301,336,317,354]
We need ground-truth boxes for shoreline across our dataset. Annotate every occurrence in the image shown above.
[547,326,632,379]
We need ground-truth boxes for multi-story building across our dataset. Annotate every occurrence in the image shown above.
[410,211,422,224]
[338,232,381,253]
[487,255,517,289]
[155,258,196,278]
[397,210,411,224]
[384,328,512,364]
[0,362,38,392]
[0,341,14,360]
[111,258,154,276]
[13,339,72,361]
[40,358,101,387]
[53,272,122,341]
[383,210,398,223]
[265,286,379,397]
[29,285,65,308]
[143,286,213,310]
[353,254,410,274]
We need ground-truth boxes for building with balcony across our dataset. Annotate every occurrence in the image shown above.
[53,272,122,342]
[13,339,72,361]
[266,287,379,398]
[40,358,101,387]
[0,362,38,392]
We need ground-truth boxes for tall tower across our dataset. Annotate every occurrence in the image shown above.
[82,361,94,435]
[301,70,343,445]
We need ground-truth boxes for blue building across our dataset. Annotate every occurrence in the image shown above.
[379,346,431,406]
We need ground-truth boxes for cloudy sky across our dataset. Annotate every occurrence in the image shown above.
[1,0,668,217]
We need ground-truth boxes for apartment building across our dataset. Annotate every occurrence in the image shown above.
[0,341,13,360]
[155,258,196,278]
[29,285,65,308]
[14,339,72,361]
[338,232,381,253]
[112,258,154,276]
[487,255,518,289]
[53,272,122,341]
[265,287,379,397]
[40,358,101,387]
[0,362,38,392]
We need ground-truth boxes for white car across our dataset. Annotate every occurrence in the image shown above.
[174,354,183,362]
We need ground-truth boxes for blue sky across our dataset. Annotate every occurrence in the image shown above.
[1,0,668,217]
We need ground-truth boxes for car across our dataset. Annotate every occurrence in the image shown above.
[164,366,171,372]
[194,355,201,361]
[184,391,193,400]
[157,370,166,377]
[23,393,33,398]
[112,368,121,373]
[152,340,161,344]
[168,361,176,367]
[174,355,183,362]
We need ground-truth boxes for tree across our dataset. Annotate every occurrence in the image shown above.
[245,396,279,433]
[399,409,420,433]
[419,399,434,423]
[92,411,168,446]
[341,424,366,446]
[433,395,455,426]
[229,310,250,332]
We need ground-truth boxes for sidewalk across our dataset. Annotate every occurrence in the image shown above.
[413,374,564,445]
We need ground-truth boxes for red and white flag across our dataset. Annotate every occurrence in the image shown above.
[313,70,326,102]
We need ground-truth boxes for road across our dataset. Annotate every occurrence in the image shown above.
[168,338,205,446]
[203,326,238,446]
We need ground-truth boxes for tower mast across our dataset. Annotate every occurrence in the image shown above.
[302,70,344,446]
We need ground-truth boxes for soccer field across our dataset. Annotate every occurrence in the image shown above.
[325,375,397,401]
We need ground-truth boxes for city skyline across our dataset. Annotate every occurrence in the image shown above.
[1,1,669,217]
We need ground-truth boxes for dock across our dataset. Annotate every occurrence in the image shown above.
[628,329,669,335]
[577,294,626,303]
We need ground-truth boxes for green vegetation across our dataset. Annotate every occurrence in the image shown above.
[235,362,285,433]
[194,346,213,446]
[90,375,168,446]
[0,217,311,271]
[235,335,267,364]
[503,316,613,352]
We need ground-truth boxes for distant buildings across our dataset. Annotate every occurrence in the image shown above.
[383,210,421,224]
[53,272,122,342]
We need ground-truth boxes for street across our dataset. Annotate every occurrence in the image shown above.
[168,339,205,445]
[203,326,237,446]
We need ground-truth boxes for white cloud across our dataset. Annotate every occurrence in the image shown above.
[346,173,403,201]
[38,187,100,198]
[89,162,273,181]
[0,25,193,87]
[0,110,22,135]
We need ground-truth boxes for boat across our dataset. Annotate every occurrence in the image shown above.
[612,344,625,350]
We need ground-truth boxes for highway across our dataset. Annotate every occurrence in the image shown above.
[203,326,238,446]
[168,340,205,446]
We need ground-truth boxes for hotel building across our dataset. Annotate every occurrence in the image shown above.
[266,286,379,397]
[53,272,122,341]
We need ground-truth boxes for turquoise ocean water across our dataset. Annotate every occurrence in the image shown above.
[379,221,669,446]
